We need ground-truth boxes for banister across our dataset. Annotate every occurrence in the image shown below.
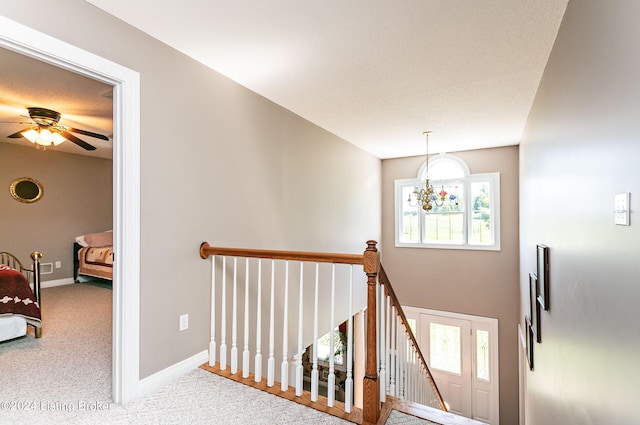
[200,241,447,422]
[200,242,366,265]
[379,265,448,412]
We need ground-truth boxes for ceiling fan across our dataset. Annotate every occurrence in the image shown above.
[5,107,109,151]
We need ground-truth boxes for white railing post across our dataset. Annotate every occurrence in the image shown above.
[209,256,216,366]
[242,258,250,378]
[344,265,354,413]
[397,318,404,399]
[354,310,365,409]
[254,260,262,382]
[389,305,396,396]
[295,263,304,397]
[327,264,336,407]
[385,293,391,395]
[311,263,319,402]
[379,282,386,403]
[231,257,238,374]
[281,261,289,391]
[267,260,276,387]
[220,257,227,371]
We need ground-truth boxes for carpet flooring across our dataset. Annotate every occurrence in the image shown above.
[0,282,438,425]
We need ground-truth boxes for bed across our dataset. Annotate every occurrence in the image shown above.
[0,251,42,341]
[73,230,113,282]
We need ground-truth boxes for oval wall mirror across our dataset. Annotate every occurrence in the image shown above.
[10,177,44,203]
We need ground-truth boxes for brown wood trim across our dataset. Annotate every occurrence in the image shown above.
[200,363,363,424]
[379,265,448,412]
[200,241,365,265]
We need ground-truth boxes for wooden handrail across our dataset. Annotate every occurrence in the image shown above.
[379,265,447,412]
[200,242,365,265]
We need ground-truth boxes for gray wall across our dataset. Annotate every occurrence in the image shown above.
[519,1,640,424]
[0,143,112,280]
[382,145,520,425]
[0,0,381,378]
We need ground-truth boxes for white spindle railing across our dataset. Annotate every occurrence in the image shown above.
[344,265,354,413]
[231,258,238,374]
[295,263,304,397]
[377,273,446,411]
[220,257,227,370]
[281,261,289,391]
[200,242,447,422]
[311,263,319,402]
[254,259,262,382]
[242,259,250,378]
[268,260,276,387]
[209,256,216,366]
[203,246,368,415]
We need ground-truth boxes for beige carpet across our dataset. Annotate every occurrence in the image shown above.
[0,282,437,425]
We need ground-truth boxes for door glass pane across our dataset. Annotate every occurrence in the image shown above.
[430,323,461,374]
[476,329,490,381]
[407,318,417,335]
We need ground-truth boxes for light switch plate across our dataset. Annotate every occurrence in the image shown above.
[614,192,630,225]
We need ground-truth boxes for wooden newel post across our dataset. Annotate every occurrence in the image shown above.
[362,240,380,423]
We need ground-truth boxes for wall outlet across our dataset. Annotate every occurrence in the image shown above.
[179,314,189,331]
[55,261,61,269]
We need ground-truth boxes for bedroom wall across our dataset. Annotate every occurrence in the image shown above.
[381,145,520,425]
[0,143,112,281]
[519,1,640,424]
[0,0,381,379]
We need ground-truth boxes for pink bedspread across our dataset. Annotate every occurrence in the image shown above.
[0,265,42,326]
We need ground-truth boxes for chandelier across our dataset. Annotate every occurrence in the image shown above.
[407,131,458,211]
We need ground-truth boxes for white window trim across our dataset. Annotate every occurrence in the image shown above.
[395,156,501,251]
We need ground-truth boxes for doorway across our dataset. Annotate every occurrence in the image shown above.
[0,16,141,403]
[404,306,500,425]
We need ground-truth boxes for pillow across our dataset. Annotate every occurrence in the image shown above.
[78,230,113,247]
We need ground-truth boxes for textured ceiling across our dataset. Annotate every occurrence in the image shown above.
[0,1,568,160]
[86,0,568,158]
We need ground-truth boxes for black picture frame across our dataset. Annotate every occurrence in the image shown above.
[525,316,534,370]
[530,273,541,343]
[537,244,549,311]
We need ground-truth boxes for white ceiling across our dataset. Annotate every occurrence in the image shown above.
[0,1,568,160]
[86,0,568,158]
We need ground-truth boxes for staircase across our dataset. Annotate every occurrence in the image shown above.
[199,241,486,425]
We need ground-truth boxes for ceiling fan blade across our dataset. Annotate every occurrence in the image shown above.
[61,131,97,151]
[7,127,33,138]
[66,127,109,141]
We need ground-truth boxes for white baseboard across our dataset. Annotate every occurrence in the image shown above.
[41,277,75,288]
[138,350,209,399]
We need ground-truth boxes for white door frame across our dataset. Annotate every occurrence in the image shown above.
[0,16,141,403]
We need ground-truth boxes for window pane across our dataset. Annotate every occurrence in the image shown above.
[427,158,466,180]
[430,181,464,214]
[424,213,464,243]
[470,181,492,245]
[430,323,461,375]
[400,185,420,243]
[476,330,490,381]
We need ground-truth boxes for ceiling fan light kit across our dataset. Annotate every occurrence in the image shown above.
[21,127,67,146]
[5,107,107,151]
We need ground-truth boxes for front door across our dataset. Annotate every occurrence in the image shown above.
[420,313,472,417]
[406,307,499,425]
